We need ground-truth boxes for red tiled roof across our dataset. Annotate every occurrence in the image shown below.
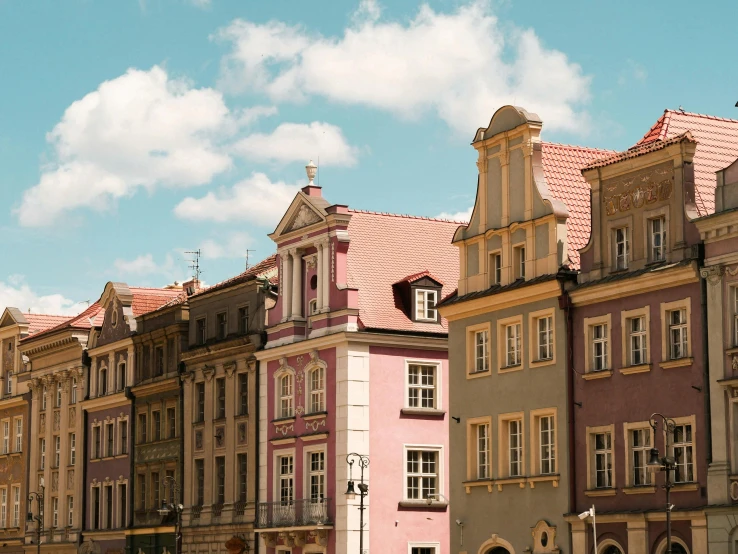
[23,302,104,343]
[392,270,444,286]
[345,210,459,333]
[192,255,278,299]
[541,142,617,269]
[583,132,696,170]
[128,287,185,316]
[635,110,738,215]
[23,314,71,336]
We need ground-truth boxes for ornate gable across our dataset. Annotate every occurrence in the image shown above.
[270,193,329,242]
[285,204,323,233]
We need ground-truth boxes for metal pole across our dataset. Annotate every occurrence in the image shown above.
[591,506,597,554]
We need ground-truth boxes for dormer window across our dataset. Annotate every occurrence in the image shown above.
[415,290,437,322]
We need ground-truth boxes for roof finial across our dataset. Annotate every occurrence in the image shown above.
[306,160,317,186]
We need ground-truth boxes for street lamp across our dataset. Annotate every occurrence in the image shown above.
[647,413,677,554]
[157,476,183,554]
[578,505,597,554]
[27,478,45,554]
[345,453,369,554]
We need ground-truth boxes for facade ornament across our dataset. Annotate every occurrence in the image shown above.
[246,359,257,373]
[223,362,236,378]
[295,405,305,417]
[314,529,329,547]
[727,265,738,277]
[287,205,321,232]
[296,355,304,368]
[278,357,288,371]
[79,538,101,554]
[291,532,307,547]
[53,411,60,431]
[194,430,203,451]
[39,413,46,432]
[275,423,294,437]
[224,536,245,554]
[180,371,195,384]
[733,356,738,372]
[331,242,335,283]
[51,472,59,492]
[202,366,215,382]
[700,265,725,286]
[304,418,326,433]
[476,156,487,173]
[305,255,317,269]
[282,532,296,548]
[69,407,76,425]
[262,533,277,548]
[215,426,225,448]
[238,423,247,444]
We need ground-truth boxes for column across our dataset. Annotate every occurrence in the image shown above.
[570,520,587,554]
[321,240,330,312]
[627,518,648,554]
[691,517,708,554]
[290,249,303,319]
[281,252,293,321]
[316,244,324,312]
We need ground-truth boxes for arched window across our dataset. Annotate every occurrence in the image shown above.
[117,362,126,391]
[486,548,511,554]
[308,367,325,414]
[279,374,294,418]
[601,545,623,554]
[656,538,689,554]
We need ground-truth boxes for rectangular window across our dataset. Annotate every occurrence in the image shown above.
[137,474,146,510]
[54,435,60,467]
[105,423,114,457]
[215,456,225,505]
[630,427,652,486]
[491,253,502,285]
[216,312,228,340]
[196,382,205,422]
[592,324,608,371]
[614,227,629,270]
[167,407,176,439]
[2,421,8,454]
[279,375,294,418]
[118,484,126,527]
[474,330,489,373]
[628,316,647,366]
[215,378,226,419]
[406,450,438,500]
[475,423,490,480]
[195,460,204,505]
[539,415,556,475]
[238,306,249,335]
[415,289,438,321]
[505,323,522,367]
[119,421,128,455]
[308,451,325,502]
[117,362,126,391]
[71,378,77,405]
[93,487,100,529]
[40,438,45,470]
[138,414,147,444]
[508,419,523,477]
[155,346,164,376]
[411,548,438,554]
[649,216,666,262]
[14,419,22,453]
[69,433,76,465]
[152,411,161,441]
[93,427,101,459]
[104,485,112,529]
[669,308,688,360]
[594,432,613,488]
[673,424,694,483]
[52,497,59,528]
[99,368,107,396]
[67,496,74,527]
[42,386,47,411]
[514,246,526,279]
[1,488,7,528]
[238,373,248,416]
[56,384,62,408]
[196,318,206,345]
[278,455,294,504]
[536,316,553,361]
[308,367,325,414]
[407,364,436,409]
[151,472,160,511]
[10,487,18,528]
[237,453,247,502]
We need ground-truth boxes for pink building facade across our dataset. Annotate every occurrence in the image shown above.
[255,166,457,554]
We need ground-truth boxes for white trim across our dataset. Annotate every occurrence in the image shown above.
[272,447,296,503]
[402,443,444,501]
[302,443,327,502]
[404,358,442,410]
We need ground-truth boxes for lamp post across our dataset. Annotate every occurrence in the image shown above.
[578,505,597,554]
[27,479,45,554]
[158,476,183,554]
[647,413,677,554]
[345,453,369,554]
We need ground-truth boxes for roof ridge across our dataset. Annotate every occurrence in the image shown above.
[541,141,617,154]
[664,109,738,124]
[128,286,182,292]
[348,209,464,224]
[22,313,70,318]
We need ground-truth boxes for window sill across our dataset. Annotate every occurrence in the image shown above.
[400,408,445,418]
[622,485,656,495]
[462,479,494,493]
[530,358,555,369]
[671,482,699,492]
[582,370,613,380]
[584,488,616,497]
[234,413,249,420]
[301,412,328,421]
[528,474,560,488]
[619,364,651,375]
[397,500,448,510]
[495,477,526,491]
[499,364,523,374]
[467,369,490,380]
[660,357,694,369]
[271,417,296,425]
[726,347,738,355]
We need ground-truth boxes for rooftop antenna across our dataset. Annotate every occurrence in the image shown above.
[245,250,256,270]
[185,249,202,281]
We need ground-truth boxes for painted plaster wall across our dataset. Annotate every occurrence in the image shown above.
[572,281,705,515]
[368,345,449,554]
[447,296,570,554]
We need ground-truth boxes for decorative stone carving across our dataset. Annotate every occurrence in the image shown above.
[304,418,326,433]
[291,532,307,547]
[215,426,225,448]
[69,407,76,424]
[194,430,203,451]
[331,242,335,282]
[224,362,236,378]
[39,413,46,432]
[531,520,559,554]
[296,355,304,368]
[313,529,329,547]
[282,532,296,548]
[262,533,277,548]
[275,423,294,437]
[51,472,58,492]
[180,371,195,384]
[476,156,487,173]
[286,205,321,232]
[202,366,215,382]
[700,265,725,286]
[78,538,101,554]
[295,405,305,417]
[53,411,60,431]
[67,470,74,490]
[238,423,247,444]
[733,356,738,372]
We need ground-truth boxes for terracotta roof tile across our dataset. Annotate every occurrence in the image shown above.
[345,210,459,333]
[541,142,617,269]
[583,132,696,170]
[392,270,444,286]
[22,314,71,336]
[23,302,104,343]
[128,287,185,316]
[191,255,278,298]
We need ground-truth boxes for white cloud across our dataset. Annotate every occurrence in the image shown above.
[0,276,82,315]
[437,206,472,222]
[17,66,234,227]
[233,122,358,166]
[174,172,300,226]
[235,105,278,126]
[199,232,253,259]
[618,59,647,86]
[113,253,180,279]
[215,1,591,134]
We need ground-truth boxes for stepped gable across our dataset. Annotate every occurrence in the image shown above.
[345,210,459,333]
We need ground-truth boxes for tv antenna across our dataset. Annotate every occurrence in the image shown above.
[245,250,256,270]
[185,249,202,281]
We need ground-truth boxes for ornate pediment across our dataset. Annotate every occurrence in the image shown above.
[285,204,322,232]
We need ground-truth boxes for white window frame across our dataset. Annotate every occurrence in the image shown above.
[70,377,77,405]
[273,449,296,505]
[2,420,9,455]
[489,251,502,286]
[513,244,526,280]
[621,306,651,369]
[56,382,62,408]
[10,485,19,528]
[466,417,492,482]
[415,289,438,322]
[623,421,653,488]
[467,324,491,376]
[92,423,102,459]
[660,298,692,362]
[68,495,74,527]
[52,496,59,528]
[497,316,523,372]
[306,365,326,414]
[54,435,60,468]
[671,416,696,484]
[277,372,294,419]
[303,444,326,503]
[529,308,556,367]
[408,543,441,554]
[504,322,522,368]
[403,444,443,502]
[216,311,228,340]
[586,425,615,490]
[405,359,441,410]
[118,417,129,456]
[13,418,22,453]
[497,412,525,480]
[0,487,6,528]
[40,438,46,470]
[530,408,557,476]
[614,226,629,270]
[69,432,76,465]
[649,216,666,262]
[583,314,612,373]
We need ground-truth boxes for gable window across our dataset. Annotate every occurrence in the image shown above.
[628,316,647,366]
[490,252,502,285]
[504,322,522,368]
[238,306,249,335]
[614,227,629,270]
[415,290,438,322]
[216,312,228,340]
[196,318,206,345]
[649,217,666,262]
[215,378,226,419]
[593,431,612,488]
[196,382,205,422]
[308,366,325,414]
[514,246,526,280]
[279,374,294,419]
[668,308,688,360]
[405,449,439,500]
[673,423,694,483]
[407,363,437,410]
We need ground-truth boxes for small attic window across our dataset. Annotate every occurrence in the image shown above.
[415,289,438,322]
[111,310,118,327]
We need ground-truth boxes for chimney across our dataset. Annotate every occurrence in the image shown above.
[183,279,201,296]
[301,160,322,196]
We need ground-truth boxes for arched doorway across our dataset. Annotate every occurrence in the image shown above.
[601,546,623,554]
[486,549,511,554]
[655,537,690,554]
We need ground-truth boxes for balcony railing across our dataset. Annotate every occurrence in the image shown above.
[257,498,331,529]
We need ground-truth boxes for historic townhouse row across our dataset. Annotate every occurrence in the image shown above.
[440,105,738,554]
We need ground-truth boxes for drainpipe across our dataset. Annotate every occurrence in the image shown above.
[699,247,712,468]
[127,386,136,546]
[254,355,260,554]
[82,408,89,545]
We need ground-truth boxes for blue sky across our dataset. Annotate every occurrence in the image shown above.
[0,0,736,314]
